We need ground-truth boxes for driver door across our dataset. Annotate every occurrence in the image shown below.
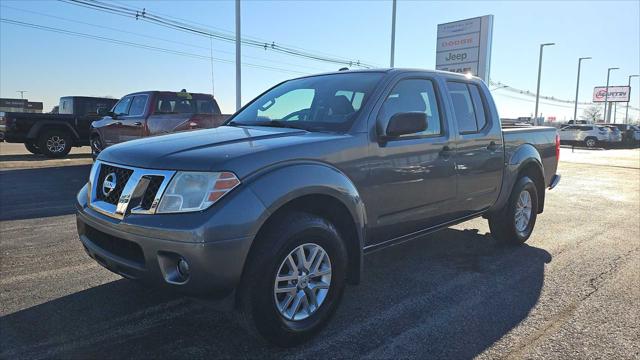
[102,96,132,146]
[364,77,457,245]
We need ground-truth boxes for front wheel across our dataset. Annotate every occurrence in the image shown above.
[38,129,72,158]
[24,141,41,155]
[585,137,597,148]
[488,176,539,245]
[237,212,347,347]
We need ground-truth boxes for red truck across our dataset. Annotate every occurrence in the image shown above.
[90,90,228,158]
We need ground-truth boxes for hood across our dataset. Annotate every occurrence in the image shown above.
[98,125,342,173]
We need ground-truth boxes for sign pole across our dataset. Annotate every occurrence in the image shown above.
[604,67,619,123]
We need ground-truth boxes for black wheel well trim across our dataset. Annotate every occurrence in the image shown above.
[27,122,80,142]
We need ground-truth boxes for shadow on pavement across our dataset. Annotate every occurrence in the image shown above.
[1,228,551,359]
[0,165,91,221]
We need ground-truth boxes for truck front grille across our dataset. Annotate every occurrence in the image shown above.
[95,164,134,205]
[89,161,175,219]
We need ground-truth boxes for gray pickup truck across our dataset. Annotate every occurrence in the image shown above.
[76,69,560,346]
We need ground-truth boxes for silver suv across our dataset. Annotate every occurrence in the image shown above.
[559,125,609,148]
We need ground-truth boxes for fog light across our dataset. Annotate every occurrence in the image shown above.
[177,258,190,277]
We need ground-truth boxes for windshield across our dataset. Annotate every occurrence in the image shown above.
[229,72,384,132]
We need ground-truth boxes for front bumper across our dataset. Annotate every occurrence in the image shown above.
[76,183,265,297]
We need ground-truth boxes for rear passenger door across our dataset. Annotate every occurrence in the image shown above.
[447,81,503,214]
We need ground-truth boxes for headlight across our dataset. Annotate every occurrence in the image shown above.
[157,171,240,213]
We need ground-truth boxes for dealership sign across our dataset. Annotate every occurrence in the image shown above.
[592,86,631,102]
[436,15,493,81]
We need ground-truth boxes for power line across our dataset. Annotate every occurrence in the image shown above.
[0,18,310,76]
[61,0,375,68]
[1,4,332,73]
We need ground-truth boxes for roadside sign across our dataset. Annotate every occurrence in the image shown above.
[436,15,493,81]
[592,86,631,102]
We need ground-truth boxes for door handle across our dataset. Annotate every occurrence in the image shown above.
[111,121,122,126]
[132,122,143,127]
[487,141,499,151]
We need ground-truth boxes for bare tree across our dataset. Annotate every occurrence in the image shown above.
[581,105,602,122]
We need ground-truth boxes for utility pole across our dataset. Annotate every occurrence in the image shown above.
[534,43,555,125]
[389,0,397,67]
[235,0,241,111]
[604,67,619,123]
[210,36,215,98]
[573,57,591,122]
[16,90,27,99]
[625,74,639,124]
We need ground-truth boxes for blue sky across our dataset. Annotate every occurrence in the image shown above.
[1,0,639,122]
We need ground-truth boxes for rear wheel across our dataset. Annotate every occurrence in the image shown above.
[38,129,72,158]
[24,141,41,155]
[237,212,347,347]
[488,176,538,245]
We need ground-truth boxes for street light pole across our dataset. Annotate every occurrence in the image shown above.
[390,0,397,68]
[604,67,619,123]
[16,90,27,99]
[625,74,639,124]
[235,0,241,111]
[573,57,591,122]
[534,43,555,125]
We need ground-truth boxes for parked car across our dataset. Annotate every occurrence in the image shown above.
[76,69,560,346]
[559,124,609,148]
[610,124,640,145]
[0,96,118,157]
[90,90,227,158]
[601,125,623,146]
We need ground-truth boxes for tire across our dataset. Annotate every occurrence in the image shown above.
[584,137,597,148]
[237,211,348,347]
[38,129,72,158]
[24,141,41,155]
[488,176,539,245]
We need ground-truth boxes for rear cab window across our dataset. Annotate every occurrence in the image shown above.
[447,81,489,134]
[155,93,220,115]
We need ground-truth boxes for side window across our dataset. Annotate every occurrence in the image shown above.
[129,95,148,116]
[447,82,489,134]
[447,82,477,133]
[468,84,487,130]
[113,96,133,116]
[378,79,442,136]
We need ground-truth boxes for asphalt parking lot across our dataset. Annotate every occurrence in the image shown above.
[1,146,639,359]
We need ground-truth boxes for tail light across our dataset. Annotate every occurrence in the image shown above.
[555,133,560,160]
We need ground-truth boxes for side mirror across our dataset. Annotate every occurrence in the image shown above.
[97,107,109,116]
[385,112,427,137]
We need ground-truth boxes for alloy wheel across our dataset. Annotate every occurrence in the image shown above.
[273,243,332,321]
[514,190,532,234]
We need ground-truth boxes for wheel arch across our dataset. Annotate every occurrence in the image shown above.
[27,121,80,143]
[241,163,366,292]
[489,143,545,214]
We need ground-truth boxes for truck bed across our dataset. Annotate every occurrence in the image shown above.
[503,126,559,187]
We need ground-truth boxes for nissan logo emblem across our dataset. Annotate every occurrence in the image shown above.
[102,172,117,197]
